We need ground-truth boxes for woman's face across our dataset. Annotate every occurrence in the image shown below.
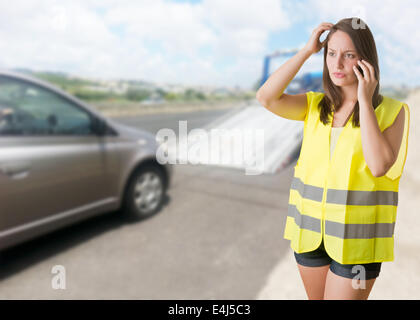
[326,30,361,86]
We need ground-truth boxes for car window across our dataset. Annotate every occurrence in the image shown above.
[0,76,94,136]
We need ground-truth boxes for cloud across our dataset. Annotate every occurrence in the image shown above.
[0,0,293,88]
[0,0,417,88]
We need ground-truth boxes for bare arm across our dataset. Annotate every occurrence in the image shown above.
[383,107,406,172]
[256,22,333,121]
[256,48,312,120]
[353,59,407,177]
[360,103,406,177]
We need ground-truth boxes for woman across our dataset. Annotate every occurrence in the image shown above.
[256,18,410,300]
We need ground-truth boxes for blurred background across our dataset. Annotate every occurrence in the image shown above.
[0,0,419,299]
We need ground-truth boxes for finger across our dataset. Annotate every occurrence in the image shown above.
[357,60,370,81]
[316,25,332,38]
[360,60,376,81]
[320,23,333,29]
[314,26,330,35]
[352,65,362,81]
[316,23,333,31]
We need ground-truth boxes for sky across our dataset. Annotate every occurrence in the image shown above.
[0,0,418,89]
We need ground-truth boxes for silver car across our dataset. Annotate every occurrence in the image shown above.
[0,70,173,251]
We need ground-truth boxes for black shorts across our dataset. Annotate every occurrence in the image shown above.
[293,239,382,280]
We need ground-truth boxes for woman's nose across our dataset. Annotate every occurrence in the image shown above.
[334,57,344,69]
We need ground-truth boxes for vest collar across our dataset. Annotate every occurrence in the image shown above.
[328,96,388,130]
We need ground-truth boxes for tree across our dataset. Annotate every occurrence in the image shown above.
[126,88,151,101]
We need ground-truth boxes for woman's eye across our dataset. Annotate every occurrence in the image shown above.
[328,52,355,58]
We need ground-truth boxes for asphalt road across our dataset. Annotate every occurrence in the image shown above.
[0,107,295,299]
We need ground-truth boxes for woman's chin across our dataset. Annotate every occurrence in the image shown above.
[332,79,356,86]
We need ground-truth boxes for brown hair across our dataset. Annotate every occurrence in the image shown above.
[319,17,383,127]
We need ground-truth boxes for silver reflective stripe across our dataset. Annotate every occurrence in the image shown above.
[291,177,324,202]
[287,204,321,233]
[288,204,395,239]
[327,189,398,206]
[291,177,398,206]
[325,220,395,239]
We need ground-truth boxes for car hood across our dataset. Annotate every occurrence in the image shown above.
[107,120,157,144]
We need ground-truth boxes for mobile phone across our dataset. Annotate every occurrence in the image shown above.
[357,65,364,76]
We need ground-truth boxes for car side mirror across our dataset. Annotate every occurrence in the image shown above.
[93,117,107,136]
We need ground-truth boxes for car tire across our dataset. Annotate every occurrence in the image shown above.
[122,165,166,221]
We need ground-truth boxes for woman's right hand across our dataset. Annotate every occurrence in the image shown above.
[303,22,334,56]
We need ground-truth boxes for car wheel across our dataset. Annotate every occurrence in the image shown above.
[123,165,166,221]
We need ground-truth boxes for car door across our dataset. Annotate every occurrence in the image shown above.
[0,75,115,233]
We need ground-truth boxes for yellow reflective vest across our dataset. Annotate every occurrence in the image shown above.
[283,91,410,264]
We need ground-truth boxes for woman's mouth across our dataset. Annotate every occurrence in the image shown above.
[333,73,346,78]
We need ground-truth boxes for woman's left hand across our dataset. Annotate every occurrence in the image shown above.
[352,59,378,105]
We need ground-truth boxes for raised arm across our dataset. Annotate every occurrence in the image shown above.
[256,22,333,121]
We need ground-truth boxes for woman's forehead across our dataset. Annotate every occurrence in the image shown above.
[328,30,355,51]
